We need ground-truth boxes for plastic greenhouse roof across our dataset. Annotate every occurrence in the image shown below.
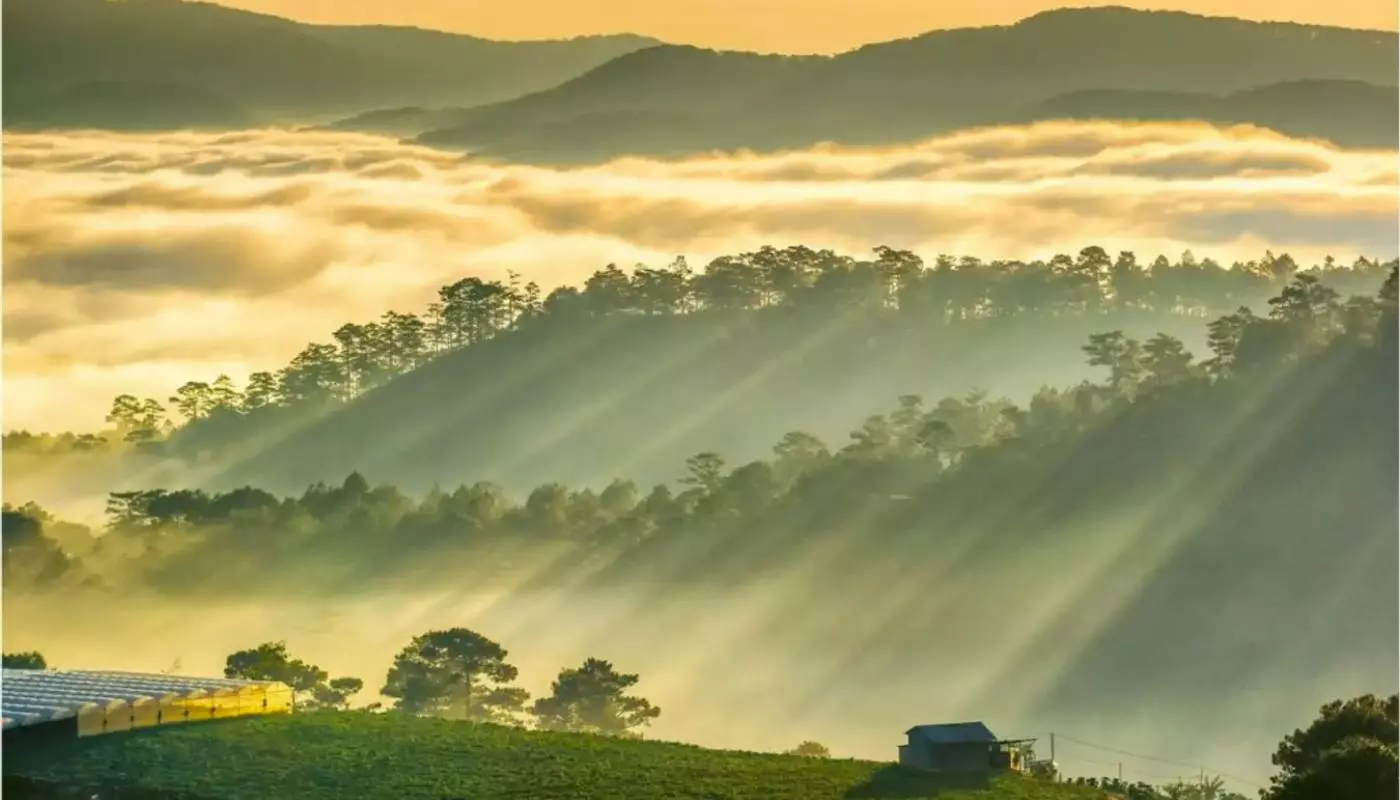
[1,668,284,731]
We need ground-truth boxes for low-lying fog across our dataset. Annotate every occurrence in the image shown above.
[6,120,1397,432]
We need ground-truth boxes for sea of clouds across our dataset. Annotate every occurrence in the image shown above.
[4,121,1397,431]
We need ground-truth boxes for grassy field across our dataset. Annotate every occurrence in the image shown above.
[9,712,1106,800]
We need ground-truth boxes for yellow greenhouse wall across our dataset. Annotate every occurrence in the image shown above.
[76,708,109,737]
[101,704,133,734]
[157,696,187,725]
[264,687,294,714]
[73,683,294,738]
[131,699,162,729]
[206,690,241,720]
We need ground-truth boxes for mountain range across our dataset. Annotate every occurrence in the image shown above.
[399,8,1397,160]
[397,7,1398,161]
[5,2,1396,158]
[2,0,659,129]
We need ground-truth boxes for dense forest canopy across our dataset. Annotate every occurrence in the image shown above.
[4,245,1392,499]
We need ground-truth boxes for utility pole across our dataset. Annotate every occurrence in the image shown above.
[1049,732,1056,778]
[1118,762,1123,780]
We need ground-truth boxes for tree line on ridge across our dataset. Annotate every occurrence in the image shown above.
[3,246,1392,462]
[4,264,1393,597]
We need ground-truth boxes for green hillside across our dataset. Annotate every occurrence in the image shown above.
[2,0,659,127]
[407,7,1399,162]
[7,712,1101,800]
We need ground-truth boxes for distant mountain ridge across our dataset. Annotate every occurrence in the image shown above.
[5,2,1396,155]
[2,0,661,129]
[397,7,1397,161]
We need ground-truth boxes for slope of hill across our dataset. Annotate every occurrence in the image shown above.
[191,307,1209,497]
[161,252,1390,501]
[7,712,1100,800]
[404,7,1398,161]
[570,277,1399,728]
[11,252,1386,509]
[316,106,471,137]
[1,0,659,127]
[3,81,256,132]
[1026,80,1400,149]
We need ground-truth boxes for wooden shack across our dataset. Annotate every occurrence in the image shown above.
[897,721,1036,775]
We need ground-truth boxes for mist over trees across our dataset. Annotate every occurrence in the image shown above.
[4,4,1395,797]
[7,266,1393,736]
[3,260,1393,797]
[6,264,1393,594]
[5,246,1391,498]
[4,250,1393,749]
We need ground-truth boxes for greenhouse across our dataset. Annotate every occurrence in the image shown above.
[1,668,293,742]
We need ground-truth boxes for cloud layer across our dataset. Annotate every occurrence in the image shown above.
[4,122,1397,431]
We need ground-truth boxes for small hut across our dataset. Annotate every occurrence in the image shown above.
[897,721,1036,775]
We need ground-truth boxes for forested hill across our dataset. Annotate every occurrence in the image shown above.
[6,249,1391,503]
[7,268,1395,749]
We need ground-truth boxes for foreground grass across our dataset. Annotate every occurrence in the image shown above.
[10,712,1104,800]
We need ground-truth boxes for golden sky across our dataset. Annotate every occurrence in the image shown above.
[218,0,1397,52]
